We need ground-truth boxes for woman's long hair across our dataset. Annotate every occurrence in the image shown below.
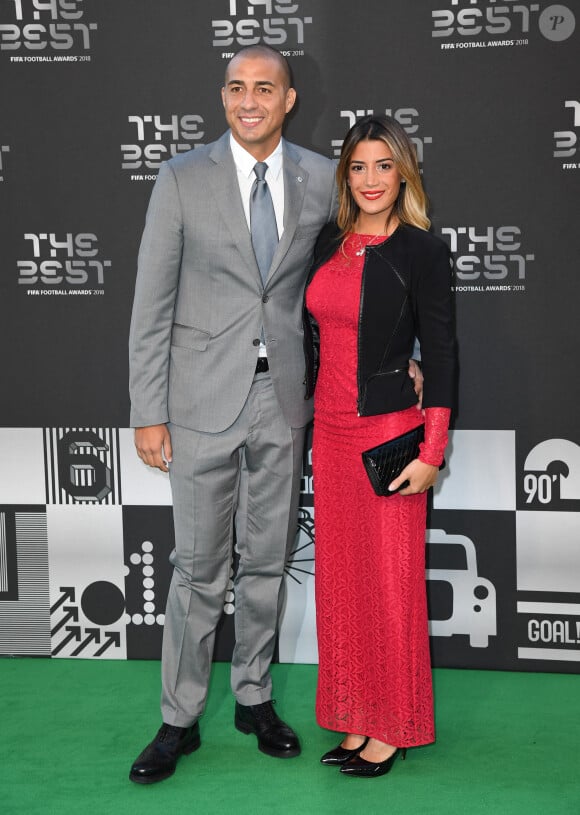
[336,115,430,236]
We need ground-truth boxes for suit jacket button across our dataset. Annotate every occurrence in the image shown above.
[262,294,269,303]
[252,338,260,346]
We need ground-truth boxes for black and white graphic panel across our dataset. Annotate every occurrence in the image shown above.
[122,505,237,660]
[278,507,316,663]
[0,510,18,600]
[123,505,174,660]
[427,527,497,650]
[47,505,126,658]
[516,510,580,668]
[434,430,516,511]
[519,437,580,512]
[427,509,516,670]
[44,428,121,505]
[118,428,172,506]
[0,428,46,505]
[0,506,51,656]
[278,435,316,663]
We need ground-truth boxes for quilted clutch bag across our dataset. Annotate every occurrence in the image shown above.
[362,424,435,497]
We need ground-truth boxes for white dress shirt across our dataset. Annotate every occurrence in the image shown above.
[230,135,285,357]
[229,134,285,239]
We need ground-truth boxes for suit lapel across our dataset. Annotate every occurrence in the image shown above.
[267,141,307,283]
[208,133,261,282]
[208,135,308,287]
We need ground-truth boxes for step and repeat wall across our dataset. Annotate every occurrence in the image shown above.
[1,0,579,672]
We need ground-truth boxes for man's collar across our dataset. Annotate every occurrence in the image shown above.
[229,134,284,179]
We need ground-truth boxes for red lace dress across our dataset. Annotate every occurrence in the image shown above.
[305,235,450,748]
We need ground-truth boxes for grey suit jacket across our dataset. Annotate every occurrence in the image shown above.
[129,132,337,433]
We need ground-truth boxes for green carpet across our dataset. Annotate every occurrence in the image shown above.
[2,659,578,814]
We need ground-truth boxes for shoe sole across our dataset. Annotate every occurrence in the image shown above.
[129,769,175,785]
[339,749,404,778]
[128,736,201,784]
[235,720,301,759]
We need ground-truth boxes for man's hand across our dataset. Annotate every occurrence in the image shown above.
[134,424,172,473]
[408,359,424,409]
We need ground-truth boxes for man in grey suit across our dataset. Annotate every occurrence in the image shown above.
[128,45,337,784]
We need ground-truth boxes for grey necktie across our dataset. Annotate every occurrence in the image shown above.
[250,162,278,285]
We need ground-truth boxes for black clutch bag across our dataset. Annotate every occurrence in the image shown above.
[362,424,443,497]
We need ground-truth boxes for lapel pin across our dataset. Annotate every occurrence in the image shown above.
[296,176,303,183]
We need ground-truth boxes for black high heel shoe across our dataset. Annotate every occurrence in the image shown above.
[320,737,369,766]
[339,746,407,778]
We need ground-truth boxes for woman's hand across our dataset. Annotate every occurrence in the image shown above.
[388,458,439,496]
[408,359,423,409]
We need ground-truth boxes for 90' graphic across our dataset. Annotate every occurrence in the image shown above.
[522,439,580,509]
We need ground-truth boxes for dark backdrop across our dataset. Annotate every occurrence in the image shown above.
[1,0,579,672]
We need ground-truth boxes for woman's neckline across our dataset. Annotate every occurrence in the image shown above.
[350,223,400,239]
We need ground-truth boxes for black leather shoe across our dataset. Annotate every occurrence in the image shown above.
[235,701,300,758]
[339,747,406,778]
[129,722,201,784]
[320,737,369,765]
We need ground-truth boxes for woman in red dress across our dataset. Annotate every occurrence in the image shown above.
[303,115,456,778]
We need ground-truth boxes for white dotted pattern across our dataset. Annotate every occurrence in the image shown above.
[130,540,161,626]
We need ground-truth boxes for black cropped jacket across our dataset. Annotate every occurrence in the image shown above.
[303,222,456,416]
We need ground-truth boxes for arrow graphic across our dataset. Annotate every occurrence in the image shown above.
[50,587,75,615]
[50,605,79,637]
[52,625,82,656]
[94,630,121,657]
[71,628,101,657]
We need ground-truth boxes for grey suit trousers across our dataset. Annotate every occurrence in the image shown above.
[161,372,305,727]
